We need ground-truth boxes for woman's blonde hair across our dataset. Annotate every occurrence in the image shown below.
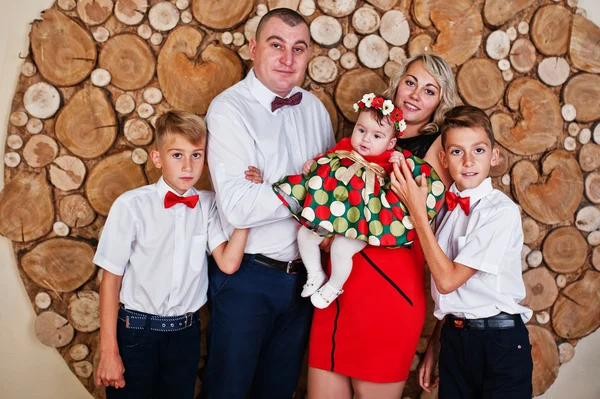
[383,54,458,136]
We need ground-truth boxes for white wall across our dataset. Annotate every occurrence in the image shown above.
[0,1,598,398]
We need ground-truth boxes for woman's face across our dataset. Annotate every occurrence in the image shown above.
[394,60,442,129]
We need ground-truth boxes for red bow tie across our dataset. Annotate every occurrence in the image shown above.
[445,191,470,215]
[271,92,303,112]
[164,191,199,209]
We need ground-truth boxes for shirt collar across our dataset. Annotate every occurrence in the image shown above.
[246,68,300,114]
[155,176,197,202]
[449,177,493,207]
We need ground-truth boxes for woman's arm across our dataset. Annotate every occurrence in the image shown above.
[423,136,452,188]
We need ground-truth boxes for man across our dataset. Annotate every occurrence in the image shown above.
[201,8,335,399]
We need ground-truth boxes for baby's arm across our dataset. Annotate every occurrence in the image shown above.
[244,166,263,184]
[389,150,403,165]
[96,271,126,388]
[303,159,315,174]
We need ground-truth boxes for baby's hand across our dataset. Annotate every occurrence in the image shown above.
[245,166,263,184]
[389,151,403,165]
[302,160,315,174]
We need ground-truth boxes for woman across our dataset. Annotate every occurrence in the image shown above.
[307,54,458,398]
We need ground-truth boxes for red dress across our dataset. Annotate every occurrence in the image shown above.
[308,242,427,382]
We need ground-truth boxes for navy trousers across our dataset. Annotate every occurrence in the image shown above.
[200,256,313,399]
[106,314,201,399]
[438,317,533,399]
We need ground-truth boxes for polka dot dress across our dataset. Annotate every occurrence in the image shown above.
[273,148,446,248]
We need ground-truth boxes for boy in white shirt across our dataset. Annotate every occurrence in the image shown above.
[392,105,533,398]
[94,110,250,398]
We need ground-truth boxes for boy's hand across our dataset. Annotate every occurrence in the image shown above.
[418,340,440,392]
[390,156,429,221]
[245,166,264,184]
[389,151,403,165]
[302,160,315,175]
[96,351,126,389]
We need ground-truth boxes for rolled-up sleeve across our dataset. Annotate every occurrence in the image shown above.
[206,198,227,253]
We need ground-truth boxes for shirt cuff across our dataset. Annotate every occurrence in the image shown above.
[453,255,500,276]
[208,232,227,254]
[93,255,125,276]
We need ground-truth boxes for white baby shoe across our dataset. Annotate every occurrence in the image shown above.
[311,282,344,309]
[301,272,327,297]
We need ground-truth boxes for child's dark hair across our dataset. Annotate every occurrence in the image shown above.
[441,105,495,148]
[358,94,397,133]
[154,110,207,149]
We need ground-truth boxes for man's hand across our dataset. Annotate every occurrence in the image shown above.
[244,166,264,184]
[418,339,440,393]
[96,351,126,389]
[390,156,429,221]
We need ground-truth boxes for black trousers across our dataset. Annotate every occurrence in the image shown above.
[439,316,533,399]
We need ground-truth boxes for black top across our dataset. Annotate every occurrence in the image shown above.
[396,132,440,159]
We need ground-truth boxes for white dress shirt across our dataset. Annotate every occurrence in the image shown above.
[94,177,227,316]
[206,68,335,261]
[433,178,532,322]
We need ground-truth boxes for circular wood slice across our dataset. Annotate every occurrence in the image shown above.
[561,104,577,122]
[74,361,93,378]
[176,0,190,10]
[457,58,504,109]
[486,30,511,60]
[588,230,600,246]
[150,33,163,46]
[124,118,154,145]
[518,20,529,34]
[498,59,510,71]
[115,0,148,26]
[55,87,117,159]
[528,325,559,397]
[579,143,600,172]
[86,151,148,216]
[310,86,339,137]
[132,148,148,164]
[7,134,23,150]
[20,61,37,77]
[522,217,540,244]
[267,0,300,10]
[552,271,600,339]
[579,128,591,144]
[5,151,21,167]
[483,0,535,27]
[380,10,410,46]
[232,32,245,47]
[22,135,59,168]
[509,38,536,73]
[31,9,96,86]
[542,227,587,273]
[59,194,96,228]
[563,73,600,123]
[502,69,514,82]
[308,56,338,84]
[221,31,233,45]
[334,68,387,122]
[538,57,570,86]
[244,15,261,41]
[594,121,600,144]
[10,111,28,127]
[148,1,179,31]
[593,246,600,271]
[384,61,401,78]
[357,34,389,69]
[0,171,54,242]
[430,0,483,66]
[328,48,341,61]
[49,155,87,191]
[531,5,571,56]
[157,27,243,115]
[389,46,406,64]
[137,103,155,119]
[511,151,583,225]
[409,33,433,57]
[339,52,358,70]
[412,0,433,28]
[90,68,111,87]
[22,238,96,292]
[238,45,250,61]
[143,87,163,104]
[35,292,52,309]
[556,274,567,288]
[70,344,90,361]
[77,0,113,26]
[585,171,600,204]
[568,122,580,136]
[58,0,76,10]
[501,78,562,155]
[317,0,356,17]
[343,33,359,49]
[489,144,514,178]
[181,10,192,24]
[558,342,575,364]
[506,26,517,41]
[24,82,61,119]
[536,311,550,324]
[575,206,600,232]
[115,93,136,114]
[527,250,543,268]
[138,24,152,39]
[353,7,380,35]
[192,0,253,30]
[35,311,74,348]
[522,267,558,311]
[99,34,156,91]
[68,291,100,332]
[53,221,70,237]
[310,15,342,47]
[92,26,110,43]
[299,0,316,16]
[569,14,600,73]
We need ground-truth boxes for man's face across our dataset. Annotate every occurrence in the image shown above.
[249,17,311,98]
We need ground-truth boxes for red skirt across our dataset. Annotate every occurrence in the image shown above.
[308,242,426,383]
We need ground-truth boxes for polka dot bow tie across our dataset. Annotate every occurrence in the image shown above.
[164,191,199,209]
[271,92,303,112]
[445,191,470,216]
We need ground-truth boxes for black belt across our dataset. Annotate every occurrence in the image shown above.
[243,253,305,274]
[118,306,200,332]
[446,312,521,330]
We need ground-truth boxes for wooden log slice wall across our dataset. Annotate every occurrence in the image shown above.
[0,1,599,398]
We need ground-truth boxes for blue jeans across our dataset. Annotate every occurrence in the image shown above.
[201,256,313,399]
[106,313,201,399]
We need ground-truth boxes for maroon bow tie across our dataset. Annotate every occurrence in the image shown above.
[164,191,199,209]
[271,92,303,112]
[445,191,470,216]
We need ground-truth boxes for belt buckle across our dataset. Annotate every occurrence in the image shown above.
[453,318,465,329]
[184,313,192,328]
[286,261,293,274]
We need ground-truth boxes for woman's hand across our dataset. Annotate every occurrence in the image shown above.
[245,166,264,184]
[390,156,429,222]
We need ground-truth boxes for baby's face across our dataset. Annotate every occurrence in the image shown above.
[350,111,397,157]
